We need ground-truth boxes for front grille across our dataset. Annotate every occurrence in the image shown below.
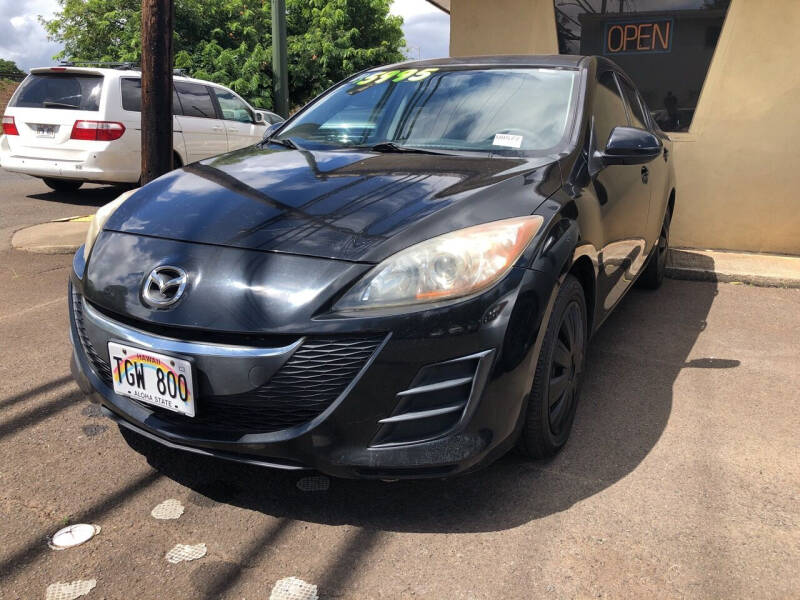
[151,335,385,434]
[71,290,384,434]
[71,289,113,384]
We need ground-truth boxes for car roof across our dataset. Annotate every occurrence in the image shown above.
[28,66,225,88]
[381,54,591,71]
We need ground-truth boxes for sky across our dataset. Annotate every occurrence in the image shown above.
[0,0,61,72]
[0,0,450,73]
[390,0,450,61]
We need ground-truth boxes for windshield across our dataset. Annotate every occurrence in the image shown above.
[276,67,578,154]
[10,73,103,111]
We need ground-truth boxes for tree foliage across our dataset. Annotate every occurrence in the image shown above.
[41,0,406,110]
[0,59,25,76]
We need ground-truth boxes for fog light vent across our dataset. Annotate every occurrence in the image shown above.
[371,349,493,446]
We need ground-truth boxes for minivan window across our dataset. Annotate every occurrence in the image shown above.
[213,89,253,123]
[10,73,103,111]
[121,78,183,115]
[175,82,216,119]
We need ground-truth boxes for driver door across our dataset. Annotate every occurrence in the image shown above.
[211,88,265,151]
[591,70,650,318]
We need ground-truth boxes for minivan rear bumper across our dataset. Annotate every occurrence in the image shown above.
[0,139,139,183]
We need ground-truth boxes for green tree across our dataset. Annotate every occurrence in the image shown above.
[41,0,405,110]
[0,59,25,76]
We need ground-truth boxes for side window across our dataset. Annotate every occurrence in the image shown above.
[175,82,216,119]
[121,78,183,116]
[593,71,629,150]
[121,78,141,112]
[618,77,649,130]
[213,89,253,123]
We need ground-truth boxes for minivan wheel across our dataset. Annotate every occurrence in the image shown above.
[637,207,672,290]
[42,178,83,192]
[518,274,587,459]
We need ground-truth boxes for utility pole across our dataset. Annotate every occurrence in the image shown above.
[271,0,289,118]
[141,0,174,185]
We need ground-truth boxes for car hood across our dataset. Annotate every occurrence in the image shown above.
[105,145,562,263]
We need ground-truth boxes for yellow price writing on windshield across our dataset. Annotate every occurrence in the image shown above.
[355,68,440,86]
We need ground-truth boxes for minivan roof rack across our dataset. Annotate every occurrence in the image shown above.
[58,61,188,77]
[59,60,139,70]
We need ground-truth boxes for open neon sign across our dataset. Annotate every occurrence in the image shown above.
[604,18,673,55]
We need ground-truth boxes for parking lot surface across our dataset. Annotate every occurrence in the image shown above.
[1,170,798,599]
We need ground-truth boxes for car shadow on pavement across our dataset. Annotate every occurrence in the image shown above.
[27,185,124,207]
[122,273,733,535]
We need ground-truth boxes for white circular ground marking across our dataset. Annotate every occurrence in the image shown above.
[296,475,330,492]
[151,498,185,520]
[165,542,207,564]
[48,524,101,550]
[45,579,97,600]
[269,576,319,600]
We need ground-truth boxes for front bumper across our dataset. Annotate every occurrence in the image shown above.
[69,253,556,479]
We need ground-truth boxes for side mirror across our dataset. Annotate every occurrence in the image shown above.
[261,122,283,141]
[253,111,267,125]
[599,126,662,166]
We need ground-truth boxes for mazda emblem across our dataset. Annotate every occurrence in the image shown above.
[141,265,188,308]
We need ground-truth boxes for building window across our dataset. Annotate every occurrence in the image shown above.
[554,0,731,132]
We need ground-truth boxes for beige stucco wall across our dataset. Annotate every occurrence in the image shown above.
[451,0,557,56]
[449,0,800,255]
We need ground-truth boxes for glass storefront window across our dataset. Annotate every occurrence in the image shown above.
[554,0,731,132]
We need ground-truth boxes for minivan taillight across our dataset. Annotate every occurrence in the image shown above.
[70,120,125,141]
[2,116,19,136]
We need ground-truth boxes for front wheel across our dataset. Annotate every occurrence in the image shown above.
[518,274,587,459]
[42,178,83,192]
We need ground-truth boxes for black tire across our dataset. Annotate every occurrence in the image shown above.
[637,206,672,290]
[42,177,83,192]
[518,274,588,459]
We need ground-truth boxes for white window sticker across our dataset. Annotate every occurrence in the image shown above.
[492,133,523,148]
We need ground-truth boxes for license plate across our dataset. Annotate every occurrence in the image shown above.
[108,342,196,417]
[35,125,57,138]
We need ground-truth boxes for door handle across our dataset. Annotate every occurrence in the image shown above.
[641,166,649,184]
[212,126,224,131]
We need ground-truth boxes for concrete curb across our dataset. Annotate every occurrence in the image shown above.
[666,248,800,289]
[11,218,91,254]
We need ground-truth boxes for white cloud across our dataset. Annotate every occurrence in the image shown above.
[0,0,62,72]
[391,0,450,60]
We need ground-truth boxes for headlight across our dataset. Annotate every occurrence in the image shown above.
[334,215,543,311]
[83,188,138,261]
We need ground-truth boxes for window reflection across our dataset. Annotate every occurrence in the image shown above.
[554,0,730,132]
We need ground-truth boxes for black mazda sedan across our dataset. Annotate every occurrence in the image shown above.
[69,55,675,479]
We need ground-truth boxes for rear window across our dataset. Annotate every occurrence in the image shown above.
[121,78,183,115]
[10,73,103,111]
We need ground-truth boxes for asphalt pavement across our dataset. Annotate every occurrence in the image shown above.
[1,169,798,599]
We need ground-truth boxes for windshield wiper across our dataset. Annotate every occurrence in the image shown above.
[369,141,452,155]
[265,137,300,150]
[42,101,79,109]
